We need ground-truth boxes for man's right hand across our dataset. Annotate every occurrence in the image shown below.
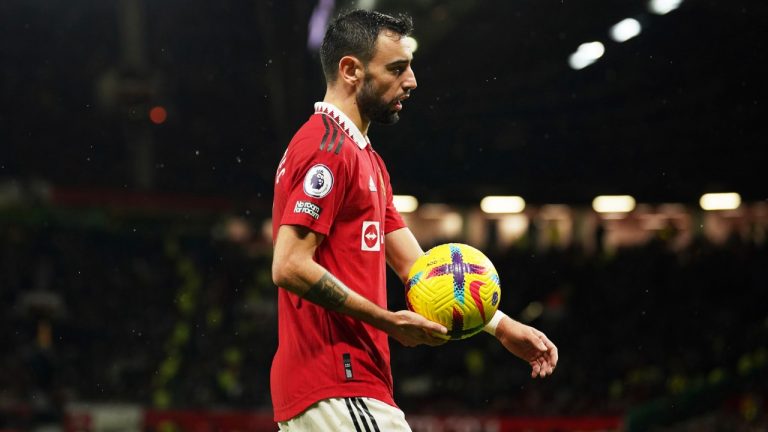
[386,310,448,347]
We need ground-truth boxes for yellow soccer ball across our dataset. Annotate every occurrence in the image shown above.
[405,243,501,340]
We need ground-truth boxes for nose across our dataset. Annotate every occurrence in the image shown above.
[404,66,417,91]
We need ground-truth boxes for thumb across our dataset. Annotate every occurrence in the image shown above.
[535,337,548,351]
[427,320,448,335]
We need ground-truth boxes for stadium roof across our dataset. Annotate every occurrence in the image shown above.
[1,0,765,205]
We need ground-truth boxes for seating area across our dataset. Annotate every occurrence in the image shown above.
[1,211,766,430]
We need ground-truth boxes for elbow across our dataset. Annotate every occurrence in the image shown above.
[272,258,292,288]
[272,253,306,290]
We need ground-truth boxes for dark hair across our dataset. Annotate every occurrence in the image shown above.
[320,10,413,83]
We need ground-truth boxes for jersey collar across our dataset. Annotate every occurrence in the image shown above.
[314,102,370,150]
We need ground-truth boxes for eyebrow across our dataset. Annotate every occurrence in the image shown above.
[386,59,411,68]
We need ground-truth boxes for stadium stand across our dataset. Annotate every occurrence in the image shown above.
[1,205,766,431]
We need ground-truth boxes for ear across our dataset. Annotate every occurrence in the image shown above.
[338,56,364,86]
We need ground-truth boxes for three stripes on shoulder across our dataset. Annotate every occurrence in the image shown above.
[319,115,346,155]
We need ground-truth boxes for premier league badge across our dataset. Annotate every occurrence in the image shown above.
[303,164,333,198]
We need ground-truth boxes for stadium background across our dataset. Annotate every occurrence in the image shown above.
[1,0,766,431]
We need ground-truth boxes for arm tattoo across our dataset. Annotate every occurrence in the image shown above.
[303,272,349,310]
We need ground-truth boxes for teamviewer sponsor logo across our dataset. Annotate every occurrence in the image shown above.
[361,221,380,251]
[294,201,322,220]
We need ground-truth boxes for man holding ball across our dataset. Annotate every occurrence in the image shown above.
[271,9,558,431]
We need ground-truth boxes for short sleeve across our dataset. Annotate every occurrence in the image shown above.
[381,162,406,235]
[385,197,406,235]
[279,139,350,236]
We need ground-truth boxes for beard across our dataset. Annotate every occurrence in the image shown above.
[357,77,400,125]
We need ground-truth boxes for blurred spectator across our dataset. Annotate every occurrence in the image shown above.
[1,211,766,426]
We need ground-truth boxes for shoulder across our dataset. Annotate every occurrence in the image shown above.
[290,115,326,146]
[290,114,358,160]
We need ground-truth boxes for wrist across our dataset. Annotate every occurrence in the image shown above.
[483,310,508,336]
[367,308,399,334]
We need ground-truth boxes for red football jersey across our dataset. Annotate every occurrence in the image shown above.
[271,102,407,422]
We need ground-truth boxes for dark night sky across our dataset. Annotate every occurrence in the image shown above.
[1,0,766,206]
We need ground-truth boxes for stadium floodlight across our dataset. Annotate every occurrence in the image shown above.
[480,196,526,214]
[699,192,741,211]
[404,36,418,53]
[648,0,683,15]
[358,0,376,11]
[393,195,419,213]
[592,195,636,213]
[610,18,642,43]
[520,301,544,323]
[568,41,605,70]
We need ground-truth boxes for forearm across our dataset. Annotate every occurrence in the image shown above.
[275,258,397,331]
[272,225,445,346]
[385,228,424,283]
[485,311,532,342]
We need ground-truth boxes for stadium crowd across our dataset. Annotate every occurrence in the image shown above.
[0,210,766,430]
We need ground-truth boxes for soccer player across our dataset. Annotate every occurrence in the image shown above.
[271,10,558,431]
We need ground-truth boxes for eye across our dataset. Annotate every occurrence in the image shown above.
[389,63,410,76]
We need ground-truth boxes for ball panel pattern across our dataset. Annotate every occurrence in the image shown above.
[405,243,501,340]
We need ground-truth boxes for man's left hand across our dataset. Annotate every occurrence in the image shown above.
[495,317,558,378]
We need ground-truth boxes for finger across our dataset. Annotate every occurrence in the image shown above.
[533,333,548,352]
[423,328,449,345]
[546,356,557,375]
[544,340,558,369]
[539,357,552,376]
[531,360,541,378]
[550,346,559,368]
[540,332,555,350]
[544,361,553,377]
[547,355,557,374]
[541,357,551,377]
[422,320,448,335]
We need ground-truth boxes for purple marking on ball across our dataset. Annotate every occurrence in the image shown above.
[426,245,486,304]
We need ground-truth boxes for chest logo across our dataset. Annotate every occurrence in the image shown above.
[369,176,377,192]
[361,221,381,252]
[302,164,333,198]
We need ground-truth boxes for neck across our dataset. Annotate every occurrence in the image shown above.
[323,88,370,136]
